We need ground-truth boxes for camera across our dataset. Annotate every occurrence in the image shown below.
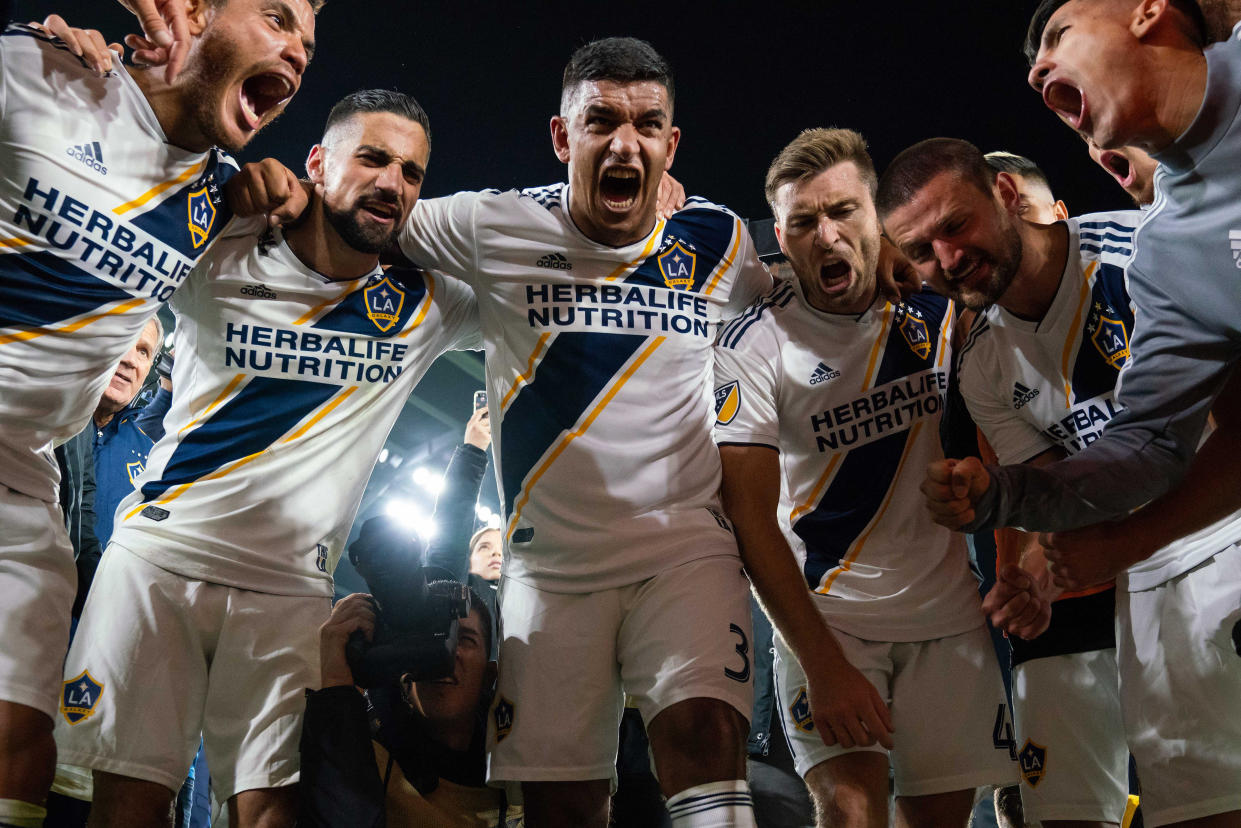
[345,516,471,688]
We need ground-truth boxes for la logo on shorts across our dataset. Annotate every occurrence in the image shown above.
[61,670,104,725]
[493,695,515,742]
[789,687,814,733]
[1018,739,1048,787]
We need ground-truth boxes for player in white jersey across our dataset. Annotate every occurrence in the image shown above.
[0,4,316,823]
[714,128,1013,828]
[880,136,1241,828]
[55,90,478,827]
[394,38,770,828]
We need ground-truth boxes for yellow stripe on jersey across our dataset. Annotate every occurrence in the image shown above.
[178,373,248,436]
[701,218,743,296]
[126,385,359,521]
[399,272,435,338]
[0,236,31,248]
[292,275,372,325]
[0,297,146,345]
[501,332,552,411]
[604,220,666,281]
[505,336,665,542]
[1060,261,1097,406]
[936,301,954,368]
[818,421,925,595]
[113,159,207,215]
[789,453,844,524]
[861,303,895,388]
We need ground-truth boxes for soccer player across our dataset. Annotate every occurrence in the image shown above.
[0,3,316,824]
[983,151,1068,224]
[55,89,479,828]
[878,137,1144,828]
[395,37,771,827]
[714,128,1014,828]
[880,129,1241,827]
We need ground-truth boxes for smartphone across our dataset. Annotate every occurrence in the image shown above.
[474,390,487,410]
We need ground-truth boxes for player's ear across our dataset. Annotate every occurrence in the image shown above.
[184,0,212,37]
[550,116,571,164]
[1053,199,1069,221]
[994,172,1021,215]
[305,144,325,185]
[664,126,681,171]
[1130,0,1170,39]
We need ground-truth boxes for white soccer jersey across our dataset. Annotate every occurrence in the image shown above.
[960,212,1241,590]
[0,27,236,502]
[109,219,480,596]
[398,186,771,592]
[713,278,981,642]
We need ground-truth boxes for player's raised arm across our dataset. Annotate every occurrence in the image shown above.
[225,158,312,228]
[719,444,894,751]
[1043,368,1241,591]
[116,0,189,82]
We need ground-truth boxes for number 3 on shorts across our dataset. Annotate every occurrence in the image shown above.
[725,623,751,683]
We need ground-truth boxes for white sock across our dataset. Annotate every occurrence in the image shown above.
[0,797,46,828]
[666,780,756,828]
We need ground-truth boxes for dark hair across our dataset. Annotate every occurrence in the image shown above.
[876,137,993,219]
[428,579,493,659]
[984,151,1053,192]
[324,89,432,151]
[1024,0,1207,63]
[765,128,877,211]
[561,37,674,112]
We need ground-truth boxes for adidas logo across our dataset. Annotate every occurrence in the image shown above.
[536,252,572,270]
[809,362,841,385]
[240,283,278,299]
[66,141,107,175]
[1012,382,1041,409]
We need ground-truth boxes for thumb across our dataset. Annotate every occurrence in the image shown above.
[951,461,973,499]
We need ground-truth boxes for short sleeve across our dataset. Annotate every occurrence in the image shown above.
[713,330,781,449]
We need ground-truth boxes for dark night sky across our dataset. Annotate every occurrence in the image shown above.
[20,0,1136,219]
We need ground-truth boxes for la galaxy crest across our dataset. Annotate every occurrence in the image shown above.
[186,187,216,249]
[364,276,405,333]
[896,304,931,359]
[657,239,697,290]
[1087,301,1130,369]
[126,461,144,485]
[789,687,814,733]
[1018,739,1048,787]
[714,381,740,425]
[61,670,104,725]
[493,695,515,742]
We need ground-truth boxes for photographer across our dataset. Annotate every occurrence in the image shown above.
[300,585,519,827]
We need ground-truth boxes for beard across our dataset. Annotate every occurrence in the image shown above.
[176,26,247,153]
[321,197,400,254]
[951,217,1023,311]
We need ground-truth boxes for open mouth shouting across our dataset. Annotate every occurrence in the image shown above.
[1043,79,1087,131]
[239,70,297,131]
[818,257,854,295]
[358,197,400,226]
[598,166,642,212]
[1097,150,1134,188]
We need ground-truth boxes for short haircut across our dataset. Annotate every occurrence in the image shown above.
[561,37,674,113]
[143,314,164,347]
[984,151,1052,192]
[764,128,877,214]
[1024,0,1207,63]
[469,527,499,553]
[875,137,993,219]
[323,89,432,151]
[428,579,494,659]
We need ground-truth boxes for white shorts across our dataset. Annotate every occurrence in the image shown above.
[1012,650,1128,823]
[54,543,330,801]
[487,554,754,785]
[1118,543,1241,827]
[0,484,76,719]
[775,624,1016,796]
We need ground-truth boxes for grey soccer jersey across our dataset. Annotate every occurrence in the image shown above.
[974,27,1241,535]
